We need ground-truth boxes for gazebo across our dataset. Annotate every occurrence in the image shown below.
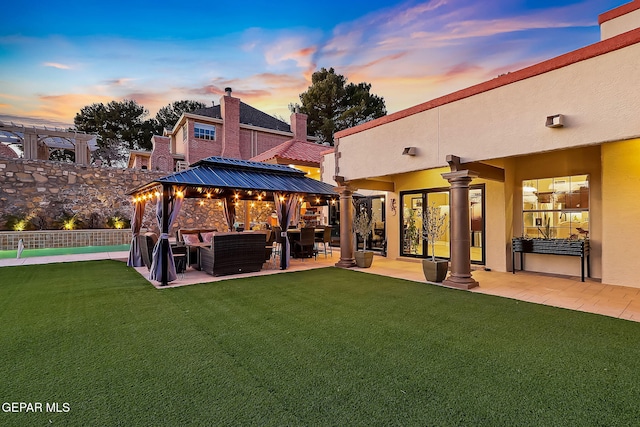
[127,156,339,285]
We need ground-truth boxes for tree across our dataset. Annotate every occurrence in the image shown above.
[155,100,207,132]
[74,100,156,166]
[297,68,386,145]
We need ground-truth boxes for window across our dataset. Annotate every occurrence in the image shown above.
[182,125,188,142]
[522,174,589,239]
[194,123,216,140]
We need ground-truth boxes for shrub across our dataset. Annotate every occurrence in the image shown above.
[107,212,130,229]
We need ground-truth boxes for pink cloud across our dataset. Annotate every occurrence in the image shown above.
[42,62,72,70]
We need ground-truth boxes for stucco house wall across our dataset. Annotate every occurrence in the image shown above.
[325,1,640,287]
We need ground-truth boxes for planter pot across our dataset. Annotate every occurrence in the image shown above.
[422,259,448,282]
[355,251,374,268]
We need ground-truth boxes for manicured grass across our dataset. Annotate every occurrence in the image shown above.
[1,262,640,425]
[0,244,130,259]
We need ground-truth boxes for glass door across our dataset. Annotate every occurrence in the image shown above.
[401,192,424,256]
[401,189,450,258]
[426,191,450,260]
[470,186,485,264]
[401,186,484,263]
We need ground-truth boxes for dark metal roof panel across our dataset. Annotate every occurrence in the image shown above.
[191,156,305,174]
[154,165,337,196]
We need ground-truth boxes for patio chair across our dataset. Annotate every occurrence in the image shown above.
[315,226,333,258]
[272,226,283,256]
[264,229,276,267]
[138,232,186,275]
[294,227,318,260]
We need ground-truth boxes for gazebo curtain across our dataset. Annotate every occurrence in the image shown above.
[222,197,236,232]
[150,189,183,282]
[127,199,146,267]
[274,192,300,269]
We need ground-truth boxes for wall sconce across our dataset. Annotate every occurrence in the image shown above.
[545,114,564,128]
[390,198,397,216]
[402,147,417,156]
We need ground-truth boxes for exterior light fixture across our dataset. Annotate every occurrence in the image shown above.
[545,114,564,128]
[402,147,417,156]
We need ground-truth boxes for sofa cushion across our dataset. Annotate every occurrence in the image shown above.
[182,233,200,245]
[200,231,215,244]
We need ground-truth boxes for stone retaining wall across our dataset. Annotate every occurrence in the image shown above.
[0,157,229,238]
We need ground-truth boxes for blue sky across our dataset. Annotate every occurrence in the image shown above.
[0,0,627,127]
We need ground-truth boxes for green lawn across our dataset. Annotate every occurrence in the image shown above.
[1,261,640,426]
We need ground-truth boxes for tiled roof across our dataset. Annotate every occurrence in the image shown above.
[249,140,328,166]
[191,102,291,132]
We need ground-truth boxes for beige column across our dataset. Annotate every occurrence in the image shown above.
[23,132,38,160]
[335,185,356,268]
[74,139,89,165]
[441,170,479,289]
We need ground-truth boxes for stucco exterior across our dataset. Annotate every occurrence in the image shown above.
[324,1,640,288]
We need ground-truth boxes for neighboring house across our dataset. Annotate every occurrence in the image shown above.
[250,138,329,181]
[128,88,317,172]
[324,1,640,288]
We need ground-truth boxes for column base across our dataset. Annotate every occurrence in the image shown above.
[443,274,479,290]
[335,258,356,268]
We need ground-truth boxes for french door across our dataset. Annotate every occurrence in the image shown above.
[400,185,484,264]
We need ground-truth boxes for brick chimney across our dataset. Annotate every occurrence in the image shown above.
[150,135,172,172]
[290,106,308,141]
[220,87,241,158]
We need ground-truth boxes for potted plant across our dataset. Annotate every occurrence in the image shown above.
[353,209,374,268]
[421,202,449,282]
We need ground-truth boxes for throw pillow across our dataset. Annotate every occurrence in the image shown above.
[182,233,200,245]
[200,232,214,244]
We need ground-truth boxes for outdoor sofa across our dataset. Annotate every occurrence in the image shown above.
[176,228,217,268]
[198,232,266,276]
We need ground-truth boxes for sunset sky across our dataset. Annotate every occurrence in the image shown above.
[0,0,627,128]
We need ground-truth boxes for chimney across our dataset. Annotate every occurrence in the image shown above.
[220,87,241,158]
[290,108,308,141]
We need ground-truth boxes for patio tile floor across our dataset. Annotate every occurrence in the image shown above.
[2,250,640,323]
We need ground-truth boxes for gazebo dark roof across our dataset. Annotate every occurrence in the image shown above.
[130,156,338,198]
